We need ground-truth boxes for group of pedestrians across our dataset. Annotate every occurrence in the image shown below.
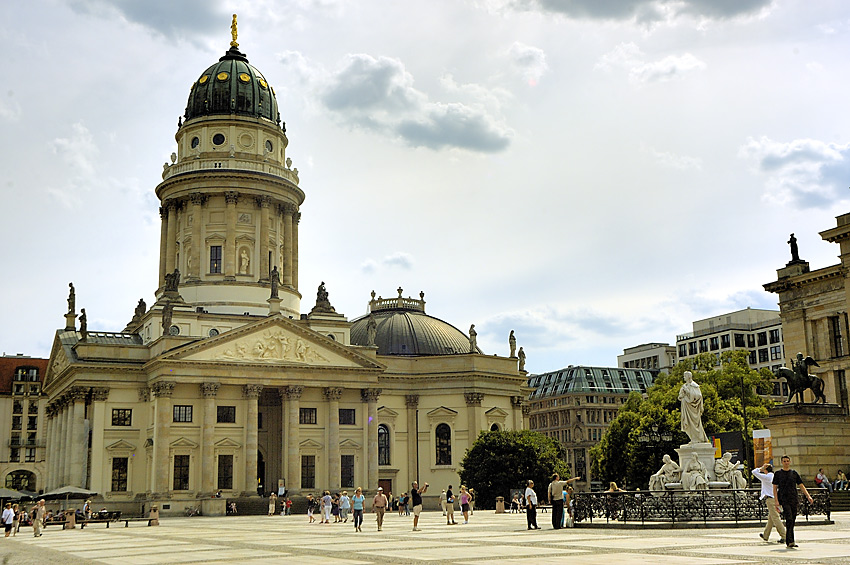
[2,499,46,538]
[752,455,814,549]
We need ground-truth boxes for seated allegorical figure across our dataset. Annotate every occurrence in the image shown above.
[714,452,747,489]
[649,454,681,491]
[681,453,709,491]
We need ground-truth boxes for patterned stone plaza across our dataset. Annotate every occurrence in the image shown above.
[0,510,849,564]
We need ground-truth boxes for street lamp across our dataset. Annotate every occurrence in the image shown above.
[741,375,751,486]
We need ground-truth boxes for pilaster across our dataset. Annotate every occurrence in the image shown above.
[151,381,175,496]
[201,382,220,495]
[243,384,263,495]
[362,388,381,490]
[324,387,343,491]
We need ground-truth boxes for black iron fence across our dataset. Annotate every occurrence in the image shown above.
[572,489,830,525]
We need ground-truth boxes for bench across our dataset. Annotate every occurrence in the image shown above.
[43,520,68,528]
[80,519,113,529]
[121,517,155,527]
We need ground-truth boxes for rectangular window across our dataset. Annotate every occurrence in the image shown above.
[699,339,708,353]
[341,454,355,488]
[757,332,767,346]
[301,455,316,489]
[758,348,769,363]
[747,334,756,348]
[721,334,731,349]
[112,457,128,492]
[770,345,783,360]
[9,449,19,463]
[217,406,236,423]
[830,316,846,357]
[772,382,781,396]
[299,407,317,424]
[217,454,233,490]
[12,401,22,414]
[210,245,222,274]
[339,408,356,425]
[27,416,37,430]
[688,342,697,356]
[24,448,35,463]
[11,416,21,431]
[734,334,745,347]
[13,384,24,395]
[173,455,190,491]
[173,405,193,423]
[112,409,132,427]
[769,329,781,344]
[29,385,39,396]
[27,402,38,414]
[709,337,719,351]
[749,350,757,365]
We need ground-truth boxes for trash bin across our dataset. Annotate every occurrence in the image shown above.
[495,496,505,514]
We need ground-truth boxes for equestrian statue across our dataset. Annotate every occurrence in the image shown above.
[774,352,827,404]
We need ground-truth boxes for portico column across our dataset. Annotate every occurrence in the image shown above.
[405,395,419,489]
[282,204,294,286]
[151,382,175,495]
[200,382,219,495]
[243,384,263,495]
[511,396,524,430]
[44,406,54,489]
[257,196,271,281]
[224,191,238,280]
[362,389,381,490]
[68,387,88,488]
[89,388,109,491]
[164,200,178,276]
[189,194,205,280]
[293,211,300,290]
[62,396,74,485]
[284,386,303,492]
[464,392,484,444]
[158,205,168,288]
[324,388,343,491]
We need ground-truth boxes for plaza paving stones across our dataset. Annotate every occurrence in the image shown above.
[0,510,849,564]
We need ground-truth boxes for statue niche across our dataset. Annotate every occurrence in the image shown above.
[238,246,251,275]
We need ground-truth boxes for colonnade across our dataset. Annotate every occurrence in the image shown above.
[157,194,300,289]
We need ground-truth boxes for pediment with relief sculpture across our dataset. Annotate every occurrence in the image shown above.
[44,332,73,388]
[161,315,381,369]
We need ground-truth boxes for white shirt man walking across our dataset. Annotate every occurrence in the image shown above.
[752,463,785,544]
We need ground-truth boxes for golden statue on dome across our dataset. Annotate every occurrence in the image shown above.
[230,14,239,48]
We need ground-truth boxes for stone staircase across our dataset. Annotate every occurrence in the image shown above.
[830,490,850,512]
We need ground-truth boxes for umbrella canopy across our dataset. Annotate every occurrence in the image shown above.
[41,486,97,500]
[0,487,24,499]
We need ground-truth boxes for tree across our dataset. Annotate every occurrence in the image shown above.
[459,429,570,509]
[591,350,774,489]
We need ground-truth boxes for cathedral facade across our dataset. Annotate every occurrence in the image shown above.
[41,24,527,512]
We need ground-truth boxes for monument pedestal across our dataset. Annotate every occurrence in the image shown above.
[762,403,850,480]
[675,442,718,483]
[267,297,282,315]
[65,312,76,331]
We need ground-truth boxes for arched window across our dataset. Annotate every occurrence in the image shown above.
[435,423,451,466]
[378,424,390,466]
[490,423,500,431]
[5,470,35,491]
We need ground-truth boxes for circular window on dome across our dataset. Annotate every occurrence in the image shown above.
[265,140,273,153]
[208,328,220,337]
[212,133,226,146]
[216,72,229,81]
[239,73,250,83]
[191,137,200,149]
[199,75,209,84]
[168,325,180,336]
[258,78,268,89]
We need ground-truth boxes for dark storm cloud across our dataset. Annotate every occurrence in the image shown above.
[508,0,772,21]
[67,0,226,41]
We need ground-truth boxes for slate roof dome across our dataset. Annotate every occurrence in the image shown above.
[185,45,280,125]
[350,289,482,356]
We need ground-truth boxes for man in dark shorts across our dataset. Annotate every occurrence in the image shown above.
[410,480,429,531]
[773,455,814,549]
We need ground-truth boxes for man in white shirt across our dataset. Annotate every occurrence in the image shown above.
[752,463,785,544]
[2,503,14,537]
[524,480,539,530]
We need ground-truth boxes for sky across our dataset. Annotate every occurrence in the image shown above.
[3,0,850,374]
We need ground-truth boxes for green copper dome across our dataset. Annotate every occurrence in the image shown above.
[185,46,281,125]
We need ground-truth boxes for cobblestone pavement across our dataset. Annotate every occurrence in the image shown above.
[0,510,848,564]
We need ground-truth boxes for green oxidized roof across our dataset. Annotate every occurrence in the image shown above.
[185,46,280,125]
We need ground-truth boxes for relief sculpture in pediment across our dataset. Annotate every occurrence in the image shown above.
[216,328,330,364]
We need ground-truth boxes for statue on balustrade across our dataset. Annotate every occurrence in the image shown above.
[681,453,709,491]
[649,454,681,492]
[714,452,747,489]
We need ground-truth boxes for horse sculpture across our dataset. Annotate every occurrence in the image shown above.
[774,354,827,404]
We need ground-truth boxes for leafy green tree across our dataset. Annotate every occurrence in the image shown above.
[591,350,774,489]
[459,430,570,508]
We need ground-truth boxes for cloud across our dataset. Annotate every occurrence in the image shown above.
[596,43,706,83]
[482,0,773,23]
[647,147,702,170]
[507,42,549,86]
[360,252,415,273]
[739,136,850,208]
[0,91,21,121]
[68,0,227,41]
[282,52,512,153]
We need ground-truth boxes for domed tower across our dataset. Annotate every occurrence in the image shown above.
[155,15,303,317]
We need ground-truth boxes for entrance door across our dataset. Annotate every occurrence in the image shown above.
[378,479,392,495]
[257,451,265,495]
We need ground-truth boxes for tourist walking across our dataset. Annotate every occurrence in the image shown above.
[439,489,447,515]
[469,488,475,515]
[445,485,457,525]
[321,491,332,524]
[31,499,45,538]
[773,455,814,549]
[340,491,350,522]
[332,493,340,522]
[373,487,388,531]
[525,479,539,530]
[459,486,471,524]
[11,504,19,536]
[352,487,365,532]
[752,463,786,544]
[268,492,277,516]
[410,480,429,531]
[306,494,317,523]
[3,503,14,537]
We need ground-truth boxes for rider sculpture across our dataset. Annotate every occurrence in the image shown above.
[774,352,826,404]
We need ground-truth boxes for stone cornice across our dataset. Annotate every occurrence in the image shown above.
[764,264,844,293]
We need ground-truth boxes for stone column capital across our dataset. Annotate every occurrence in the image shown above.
[200,382,220,398]
[91,387,110,402]
[464,392,484,406]
[190,193,208,206]
[224,191,239,205]
[405,394,419,408]
[256,195,272,208]
[282,385,303,400]
[68,386,88,402]
[521,405,531,416]
[361,388,382,403]
[294,212,301,224]
[163,199,178,212]
[151,381,175,398]
[323,387,343,401]
[282,202,297,215]
[243,384,263,399]
[138,387,150,402]
[511,395,524,408]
